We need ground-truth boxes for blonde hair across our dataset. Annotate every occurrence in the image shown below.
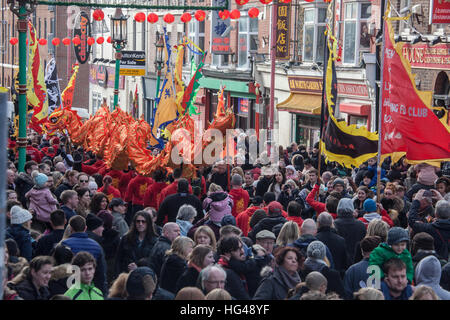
[410,285,440,300]
[205,288,232,300]
[353,287,385,300]
[166,236,195,260]
[108,273,129,299]
[208,183,223,193]
[231,167,244,179]
[276,221,300,246]
[366,219,389,242]
[194,226,217,250]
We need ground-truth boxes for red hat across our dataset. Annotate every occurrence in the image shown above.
[51,137,60,145]
[267,201,283,215]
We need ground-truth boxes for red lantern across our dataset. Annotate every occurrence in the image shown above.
[107,36,111,43]
[134,12,146,22]
[181,12,192,23]
[87,37,95,46]
[163,13,174,24]
[38,38,47,46]
[279,0,292,2]
[195,10,206,21]
[93,9,105,21]
[72,36,81,46]
[10,37,18,46]
[26,39,28,45]
[52,37,60,46]
[236,0,249,5]
[248,7,259,18]
[219,10,230,20]
[259,0,272,4]
[96,37,104,44]
[147,13,158,24]
[304,0,314,2]
[230,9,241,20]
[62,37,71,46]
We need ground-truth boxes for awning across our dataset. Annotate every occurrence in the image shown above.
[198,76,256,99]
[276,93,322,115]
[339,103,371,116]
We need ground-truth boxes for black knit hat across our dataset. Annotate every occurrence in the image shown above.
[86,214,103,231]
[126,267,155,298]
[412,232,435,251]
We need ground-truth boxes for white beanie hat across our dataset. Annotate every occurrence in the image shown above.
[11,206,33,225]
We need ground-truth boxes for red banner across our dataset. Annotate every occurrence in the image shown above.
[402,43,450,70]
[381,19,450,164]
[429,0,450,24]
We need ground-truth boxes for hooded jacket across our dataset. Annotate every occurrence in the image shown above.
[65,282,104,300]
[143,181,167,209]
[248,214,287,242]
[302,258,345,298]
[236,206,261,237]
[6,225,33,262]
[160,254,188,294]
[358,209,394,228]
[25,187,59,223]
[253,266,299,300]
[229,188,250,218]
[408,199,450,260]
[10,277,51,300]
[48,263,72,296]
[290,234,335,269]
[415,255,450,300]
[176,219,193,237]
[203,191,233,223]
[126,175,154,206]
[368,243,414,283]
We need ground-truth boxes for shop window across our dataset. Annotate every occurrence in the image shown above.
[302,7,327,63]
[348,115,367,128]
[238,15,258,69]
[343,2,372,65]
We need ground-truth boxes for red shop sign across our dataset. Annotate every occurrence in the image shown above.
[401,43,450,70]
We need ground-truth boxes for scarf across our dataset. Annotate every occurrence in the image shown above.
[277,266,301,290]
[188,261,202,273]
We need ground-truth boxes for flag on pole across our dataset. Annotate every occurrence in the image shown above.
[319,29,378,168]
[131,84,138,119]
[44,58,62,115]
[61,63,80,109]
[380,2,450,166]
[27,21,49,133]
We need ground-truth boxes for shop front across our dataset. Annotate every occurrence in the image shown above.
[89,64,126,113]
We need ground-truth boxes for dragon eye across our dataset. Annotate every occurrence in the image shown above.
[50,117,57,123]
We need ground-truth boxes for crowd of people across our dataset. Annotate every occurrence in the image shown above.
[2,131,450,300]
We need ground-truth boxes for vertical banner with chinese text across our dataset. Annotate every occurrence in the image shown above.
[276,3,291,60]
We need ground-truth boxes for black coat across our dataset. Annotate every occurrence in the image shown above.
[148,236,172,277]
[219,259,250,300]
[334,213,366,267]
[160,254,187,294]
[54,182,73,201]
[34,229,65,257]
[10,277,51,300]
[316,226,348,276]
[14,173,34,207]
[175,266,200,293]
[210,171,229,192]
[248,215,287,242]
[408,199,450,260]
[156,192,204,226]
[253,267,298,300]
[114,234,158,276]
[302,259,345,298]
[441,262,450,291]
[255,177,273,198]
[48,263,73,296]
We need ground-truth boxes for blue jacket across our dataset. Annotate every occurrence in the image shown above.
[380,280,413,300]
[60,205,77,222]
[289,234,335,269]
[62,232,107,295]
[6,225,33,261]
[343,258,370,299]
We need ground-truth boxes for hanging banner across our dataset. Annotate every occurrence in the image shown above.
[381,5,450,165]
[73,11,91,64]
[120,51,146,76]
[429,0,450,24]
[61,64,79,109]
[276,3,291,60]
[44,58,62,114]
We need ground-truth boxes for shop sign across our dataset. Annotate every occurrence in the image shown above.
[288,76,322,94]
[429,0,450,24]
[402,43,450,70]
[276,3,291,60]
[89,64,125,89]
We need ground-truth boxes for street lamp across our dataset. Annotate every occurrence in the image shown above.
[8,0,37,173]
[155,31,164,99]
[110,8,128,110]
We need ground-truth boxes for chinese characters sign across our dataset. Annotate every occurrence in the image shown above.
[211,0,231,54]
[276,3,291,60]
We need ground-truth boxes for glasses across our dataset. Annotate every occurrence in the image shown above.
[206,280,226,285]
[80,180,89,183]
[385,192,393,196]
[136,220,147,224]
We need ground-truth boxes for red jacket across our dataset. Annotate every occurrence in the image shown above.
[119,170,136,198]
[358,209,394,228]
[229,187,250,218]
[26,145,43,163]
[305,184,337,219]
[98,185,121,202]
[126,175,154,206]
[158,181,192,208]
[143,181,167,209]
[287,216,304,229]
[236,206,261,237]
[81,160,105,175]
[108,170,124,189]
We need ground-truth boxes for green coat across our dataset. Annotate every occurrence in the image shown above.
[65,283,104,300]
[368,243,414,283]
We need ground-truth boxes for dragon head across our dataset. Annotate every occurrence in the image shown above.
[43,107,82,134]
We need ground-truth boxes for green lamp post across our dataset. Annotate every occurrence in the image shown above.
[110,8,128,110]
[154,31,164,100]
[8,0,37,173]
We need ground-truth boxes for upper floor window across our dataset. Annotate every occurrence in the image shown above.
[238,15,258,69]
[302,7,327,63]
[188,20,205,65]
[343,2,372,65]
